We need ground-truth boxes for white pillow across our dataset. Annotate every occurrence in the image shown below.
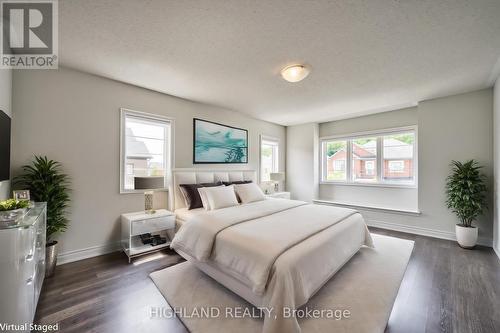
[204,185,239,210]
[234,183,265,204]
[197,185,224,210]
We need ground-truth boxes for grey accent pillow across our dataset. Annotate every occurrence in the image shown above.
[179,182,222,210]
[221,180,252,186]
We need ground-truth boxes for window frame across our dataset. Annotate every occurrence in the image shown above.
[320,126,417,188]
[259,134,280,183]
[120,108,175,194]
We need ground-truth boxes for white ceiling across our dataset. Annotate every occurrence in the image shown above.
[59,0,500,126]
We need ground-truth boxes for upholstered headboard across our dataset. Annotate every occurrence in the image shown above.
[171,168,257,210]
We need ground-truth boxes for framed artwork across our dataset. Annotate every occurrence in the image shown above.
[193,118,248,164]
[13,190,30,201]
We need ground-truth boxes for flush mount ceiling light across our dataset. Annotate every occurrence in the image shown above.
[280,64,310,83]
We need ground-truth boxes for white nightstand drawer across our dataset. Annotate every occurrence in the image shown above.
[131,215,175,236]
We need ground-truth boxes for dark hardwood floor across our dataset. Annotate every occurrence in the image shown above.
[34,228,500,333]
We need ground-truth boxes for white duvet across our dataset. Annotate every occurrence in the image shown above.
[171,199,374,333]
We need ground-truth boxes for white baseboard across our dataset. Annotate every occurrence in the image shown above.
[367,219,493,247]
[494,245,500,260]
[57,241,121,265]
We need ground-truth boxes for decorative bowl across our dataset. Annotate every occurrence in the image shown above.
[0,208,29,227]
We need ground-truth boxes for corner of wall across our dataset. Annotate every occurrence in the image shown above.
[312,123,320,200]
[286,123,319,202]
[0,180,10,200]
[494,76,500,258]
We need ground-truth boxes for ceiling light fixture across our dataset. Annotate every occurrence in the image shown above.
[280,64,310,83]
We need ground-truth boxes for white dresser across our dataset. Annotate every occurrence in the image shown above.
[121,209,175,262]
[0,203,46,331]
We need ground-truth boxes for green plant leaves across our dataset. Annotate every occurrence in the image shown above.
[14,156,70,241]
[0,199,29,211]
[445,160,487,227]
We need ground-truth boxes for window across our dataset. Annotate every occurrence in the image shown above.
[365,160,375,176]
[120,109,173,193]
[324,140,347,181]
[260,135,279,182]
[125,163,134,175]
[388,160,405,172]
[321,127,417,187]
[351,137,377,182]
[383,132,415,183]
[333,160,345,171]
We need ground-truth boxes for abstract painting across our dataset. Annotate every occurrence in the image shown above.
[193,118,248,163]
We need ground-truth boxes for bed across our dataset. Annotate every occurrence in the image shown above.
[170,169,373,333]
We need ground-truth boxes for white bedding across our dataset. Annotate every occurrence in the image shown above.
[175,207,206,224]
[171,198,373,333]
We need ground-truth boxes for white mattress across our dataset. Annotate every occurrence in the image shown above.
[176,213,366,308]
[171,201,372,332]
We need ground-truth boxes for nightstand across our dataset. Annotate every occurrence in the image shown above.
[121,209,175,263]
[266,191,291,199]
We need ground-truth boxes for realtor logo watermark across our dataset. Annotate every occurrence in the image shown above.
[1,0,58,68]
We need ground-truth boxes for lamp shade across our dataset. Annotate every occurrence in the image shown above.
[270,172,285,182]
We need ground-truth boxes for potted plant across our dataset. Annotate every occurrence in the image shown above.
[445,160,488,249]
[14,156,70,277]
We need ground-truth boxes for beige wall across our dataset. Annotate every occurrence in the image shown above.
[417,89,493,240]
[11,67,286,258]
[494,78,500,256]
[319,107,418,137]
[286,123,319,202]
[297,89,494,244]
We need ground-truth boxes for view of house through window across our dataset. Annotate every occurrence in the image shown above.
[382,133,415,183]
[322,128,416,186]
[260,136,279,182]
[325,140,347,181]
[352,137,377,182]
[121,110,171,192]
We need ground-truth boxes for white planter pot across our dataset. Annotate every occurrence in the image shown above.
[455,224,478,249]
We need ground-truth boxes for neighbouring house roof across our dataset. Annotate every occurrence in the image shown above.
[126,128,154,160]
[352,144,375,158]
[328,138,413,160]
[329,144,375,160]
[365,138,413,159]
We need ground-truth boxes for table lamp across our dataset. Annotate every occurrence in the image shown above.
[270,172,285,192]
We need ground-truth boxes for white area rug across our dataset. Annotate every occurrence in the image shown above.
[150,234,414,333]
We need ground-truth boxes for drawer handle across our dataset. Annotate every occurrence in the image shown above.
[25,254,34,262]
[26,277,33,285]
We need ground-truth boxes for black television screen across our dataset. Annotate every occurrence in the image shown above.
[0,110,10,181]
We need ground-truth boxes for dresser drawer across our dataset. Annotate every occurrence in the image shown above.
[131,215,175,236]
